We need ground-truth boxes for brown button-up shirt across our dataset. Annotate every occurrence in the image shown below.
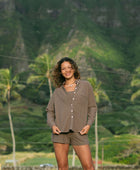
[47,80,97,132]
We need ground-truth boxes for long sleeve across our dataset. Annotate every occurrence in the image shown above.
[87,82,97,126]
[46,92,56,128]
[46,80,97,132]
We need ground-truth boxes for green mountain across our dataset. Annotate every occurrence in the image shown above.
[0,0,139,70]
[0,0,139,103]
[0,0,140,165]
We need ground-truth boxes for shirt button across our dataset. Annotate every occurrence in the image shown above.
[71,109,73,112]
[71,116,73,118]
[72,98,75,100]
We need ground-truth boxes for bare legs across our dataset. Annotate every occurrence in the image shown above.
[53,143,69,170]
[53,143,94,170]
[73,145,94,170]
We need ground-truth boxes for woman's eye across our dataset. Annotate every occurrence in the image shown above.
[61,66,73,71]
[61,68,65,70]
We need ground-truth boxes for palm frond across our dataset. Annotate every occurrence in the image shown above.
[14,84,25,91]
[0,102,3,109]
[29,54,49,75]
[2,89,8,102]
[95,93,100,103]
[13,74,19,83]
[88,77,110,103]
[37,79,46,89]
[131,90,140,102]
[0,69,10,84]
[11,91,21,100]
[135,66,140,73]
[88,77,97,89]
[0,84,7,90]
[27,54,53,97]
[131,79,140,87]
[0,69,10,77]
[99,90,110,101]
[29,63,38,71]
[27,75,43,84]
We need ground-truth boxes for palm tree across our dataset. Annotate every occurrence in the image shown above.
[27,53,53,97]
[131,66,140,102]
[88,77,109,103]
[0,68,25,167]
[88,77,110,170]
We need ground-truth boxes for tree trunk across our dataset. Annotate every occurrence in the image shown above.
[72,149,75,166]
[8,89,16,167]
[48,77,52,97]
[46,54,52,98]
[95,112,98,170]
[102,143,104,170]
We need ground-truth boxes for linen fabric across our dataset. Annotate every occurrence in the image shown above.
[46,80,97,132]
[52,132,89,145]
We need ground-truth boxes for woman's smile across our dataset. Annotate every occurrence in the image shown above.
[61,61,75,79]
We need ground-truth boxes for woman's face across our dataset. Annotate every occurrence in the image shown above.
[61,61,75,80]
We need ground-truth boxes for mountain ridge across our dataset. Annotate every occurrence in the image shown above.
[0,0,139,72]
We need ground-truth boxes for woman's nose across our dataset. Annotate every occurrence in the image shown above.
[65,67,71,72]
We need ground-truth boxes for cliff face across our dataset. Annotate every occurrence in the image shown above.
[12,28,28,73]
[0,0,15,15]
[0,0,28,72]
[0,0,139,73]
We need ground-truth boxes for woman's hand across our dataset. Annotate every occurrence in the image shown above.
[52,125,61,134]
[80,125,90,135]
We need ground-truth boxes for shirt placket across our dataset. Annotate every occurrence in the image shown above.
[69,80,79,130]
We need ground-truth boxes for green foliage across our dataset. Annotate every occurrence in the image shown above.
[21,156,57,166]
[88,77,110,103]
[0,99,48,153]
[0,17,18,56]
[27,131,53,152]
[27,54,53,97]
[113,154,138,165]
[99,105,140,135]
[0,0,140,165]
[131,66,140,102]
[0,132,12,154]
[0,68,25,103]
[21,85,50,104]
[98,135,140,163]
[21,153,81,166]
[1,99,140,164]
[88,125,113,144]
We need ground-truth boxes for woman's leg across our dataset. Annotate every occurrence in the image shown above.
[53,143,69,170]
[73,144,94,170]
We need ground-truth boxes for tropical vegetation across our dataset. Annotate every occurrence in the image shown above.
[0,0,140,167]
[0,68,25,167]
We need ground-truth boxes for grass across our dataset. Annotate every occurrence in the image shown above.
[1,150,130,167]
[0,152,52,166]
[0,151,122,167]
[0,151,82,167]
[98,134,140,163]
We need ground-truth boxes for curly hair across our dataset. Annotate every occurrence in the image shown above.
[52,57,80,87]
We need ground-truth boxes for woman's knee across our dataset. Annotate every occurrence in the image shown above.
[82,163,94,170]
[58,164,68,170]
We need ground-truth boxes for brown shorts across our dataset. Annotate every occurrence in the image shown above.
[52,131,89,145]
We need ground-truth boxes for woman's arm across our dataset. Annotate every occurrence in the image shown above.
[87,82,97,126]
[46,94,56,128]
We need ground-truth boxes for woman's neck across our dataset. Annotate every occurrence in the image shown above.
[65,78,76,85]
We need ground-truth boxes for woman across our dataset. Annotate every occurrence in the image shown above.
[47,57,97,170]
